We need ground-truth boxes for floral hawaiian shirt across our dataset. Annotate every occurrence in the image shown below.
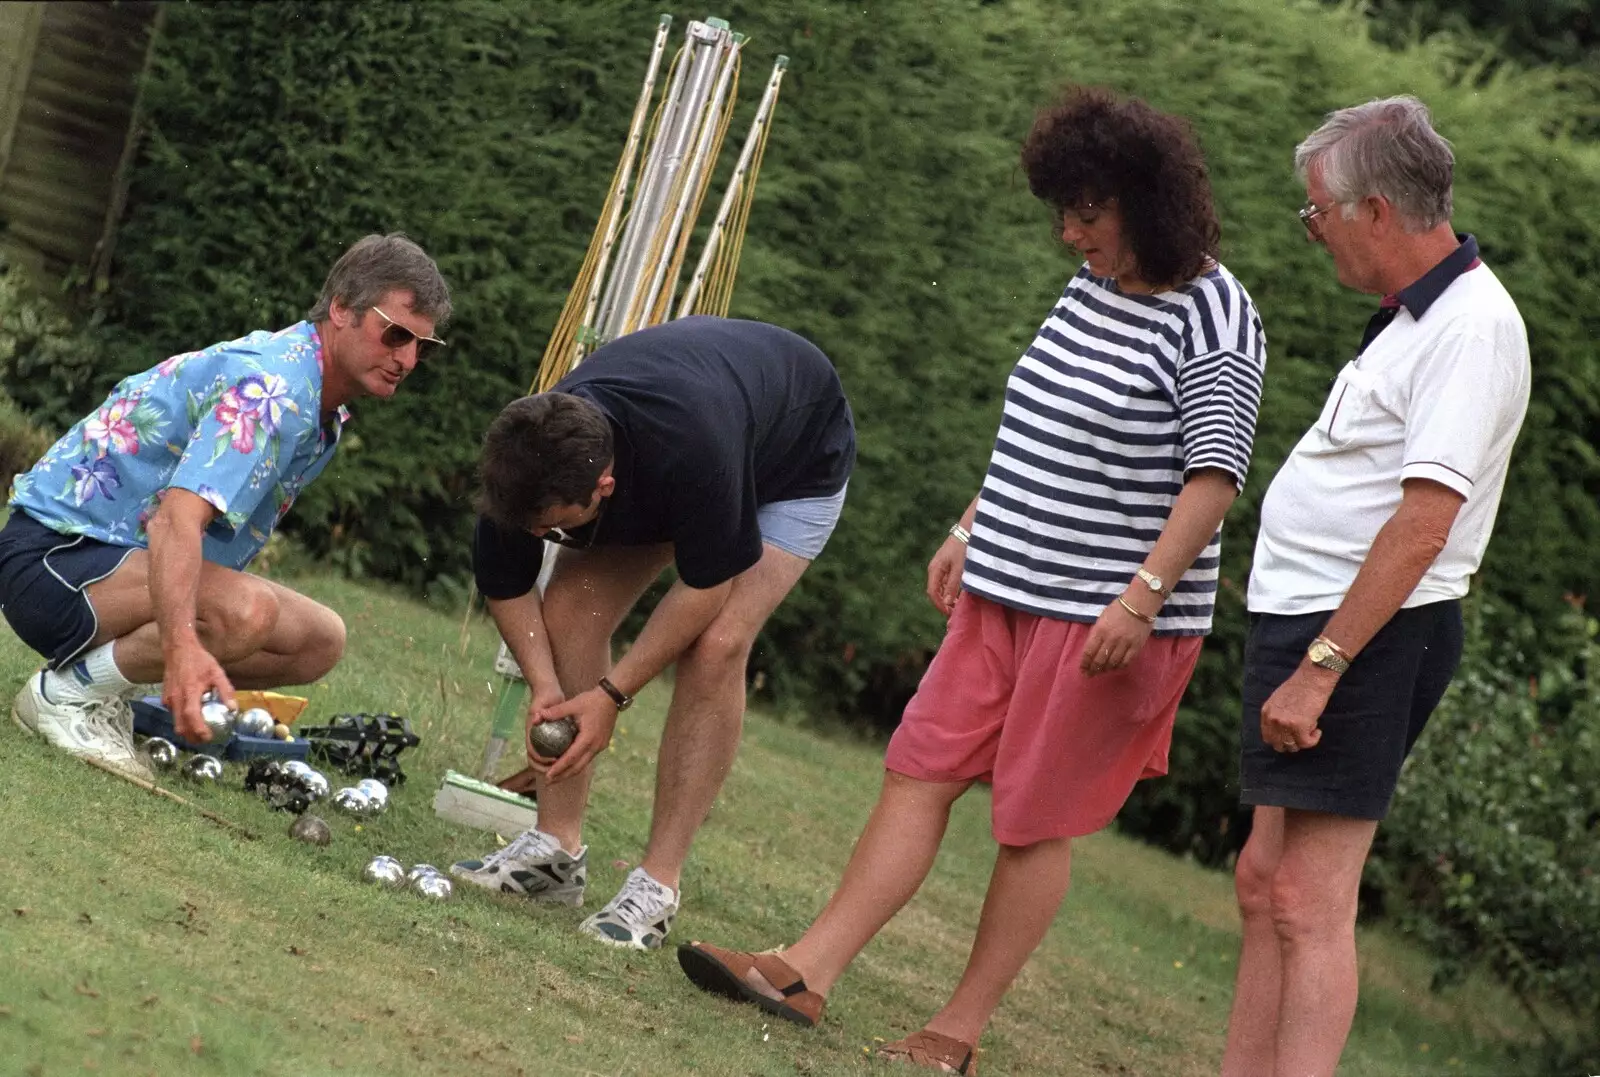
[9,321,348,570]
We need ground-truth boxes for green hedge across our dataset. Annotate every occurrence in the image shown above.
[1371,597,1600,1065]
[86,0,1600,875]
[0,256,110,434]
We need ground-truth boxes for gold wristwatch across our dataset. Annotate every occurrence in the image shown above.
[1306,637,1351,674]
[1135,567,1170,597]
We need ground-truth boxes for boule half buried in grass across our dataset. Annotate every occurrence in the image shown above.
[361,855,407,888]
[289,814,332,846]
[182,754,224,783]
[528,717,577,759]
[412,873,453,901]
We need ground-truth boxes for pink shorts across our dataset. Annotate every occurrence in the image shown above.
[885,593,1203,845]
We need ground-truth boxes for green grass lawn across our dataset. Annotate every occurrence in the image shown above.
[0,572,1553,1076]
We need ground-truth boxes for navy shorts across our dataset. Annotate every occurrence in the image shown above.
[1239,600,1463,820]
[0,510,137,669]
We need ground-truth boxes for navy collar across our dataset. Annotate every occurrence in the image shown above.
[1388,233,1480,318]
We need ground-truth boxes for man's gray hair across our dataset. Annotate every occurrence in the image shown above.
[1295,95,1454,231]
[306,232,452,325]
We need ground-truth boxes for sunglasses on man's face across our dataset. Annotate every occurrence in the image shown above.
[537,496,608,550]
[371,306,445,360]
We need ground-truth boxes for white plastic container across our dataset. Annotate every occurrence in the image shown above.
[432,769,539,833]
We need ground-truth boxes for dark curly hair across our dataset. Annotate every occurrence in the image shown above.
[1020,86,1220,287]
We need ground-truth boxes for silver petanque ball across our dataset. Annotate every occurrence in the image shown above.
[198,699,236,741]
[141,737,178,770]
[412,873,453,901]
[282,760,314,780]
[237,708,276,738]
[302,770,330,801]
[181,754,224,783]
[406,863,441,884]
[361,855,407,888]
[331,787,371,815]
[288,814,332,846]
[528,717,578,759]
[355,778,388,813]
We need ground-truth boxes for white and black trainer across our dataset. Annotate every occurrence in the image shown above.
[449,827,587,906]
[579,867,679,950]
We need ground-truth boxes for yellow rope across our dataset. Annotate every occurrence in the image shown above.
[696,67,779,317]
[533,45,685,394]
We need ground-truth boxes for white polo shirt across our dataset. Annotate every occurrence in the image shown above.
[1249,237,1530,614]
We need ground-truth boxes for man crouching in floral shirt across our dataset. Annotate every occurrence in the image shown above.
[0,233,450,779]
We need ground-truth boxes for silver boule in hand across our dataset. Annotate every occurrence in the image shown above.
[198,691,236,741]
[528,717,578,759]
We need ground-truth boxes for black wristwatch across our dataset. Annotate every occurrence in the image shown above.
[597,676,634,711]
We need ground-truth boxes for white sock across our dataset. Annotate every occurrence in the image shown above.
[45,643,134,701]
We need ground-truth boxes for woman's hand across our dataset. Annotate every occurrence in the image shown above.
[926,535,968,617]
[1079,593,1157,676]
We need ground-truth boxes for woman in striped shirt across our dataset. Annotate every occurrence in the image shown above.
[678,86,1267,1074]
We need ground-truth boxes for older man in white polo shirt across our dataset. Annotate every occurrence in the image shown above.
[1220,97,1530,1077]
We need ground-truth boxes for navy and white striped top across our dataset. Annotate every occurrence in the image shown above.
[962,263,1266,634]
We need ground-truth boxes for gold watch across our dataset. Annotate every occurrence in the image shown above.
[1135,567,1170,597]
[1306,637,1351,674]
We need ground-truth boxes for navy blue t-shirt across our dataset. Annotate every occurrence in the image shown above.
[474,317,855,596]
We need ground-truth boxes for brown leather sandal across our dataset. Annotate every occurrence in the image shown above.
[877,1029,979,1075]
[676,941,825,1027]
[496,766,540,797]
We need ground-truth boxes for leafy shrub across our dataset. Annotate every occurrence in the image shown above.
[1370,597,1600,1063]
[0,391,56,487]
[0,257,113,432]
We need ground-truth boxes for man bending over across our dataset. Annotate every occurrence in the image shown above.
[452,315,855,951]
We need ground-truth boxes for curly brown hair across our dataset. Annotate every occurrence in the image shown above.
[1020,86,1220,287]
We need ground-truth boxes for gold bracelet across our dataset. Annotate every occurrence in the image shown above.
[1116,596,1156,625]
[949,523,971,546]
[1314,635,1353,663]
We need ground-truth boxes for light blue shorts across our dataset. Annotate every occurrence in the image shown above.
[756,483,848,561]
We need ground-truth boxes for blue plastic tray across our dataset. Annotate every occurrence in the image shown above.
[130,697,309,761]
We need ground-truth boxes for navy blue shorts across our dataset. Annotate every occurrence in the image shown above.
[0,510,137,669]
[1239,600,1463,820]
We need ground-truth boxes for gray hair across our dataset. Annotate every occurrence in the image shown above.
[306,232,452,325]
[1295,95,1454,231]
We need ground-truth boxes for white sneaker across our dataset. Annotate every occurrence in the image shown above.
[579,867,679,951]
[12,672,153,782]
[449,828,588,906]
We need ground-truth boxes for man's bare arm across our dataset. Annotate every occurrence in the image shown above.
[145,489,231,741]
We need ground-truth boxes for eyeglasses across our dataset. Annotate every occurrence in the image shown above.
[541,497,608,550]
[371,306,445,359]
[1298,200,1335,238]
